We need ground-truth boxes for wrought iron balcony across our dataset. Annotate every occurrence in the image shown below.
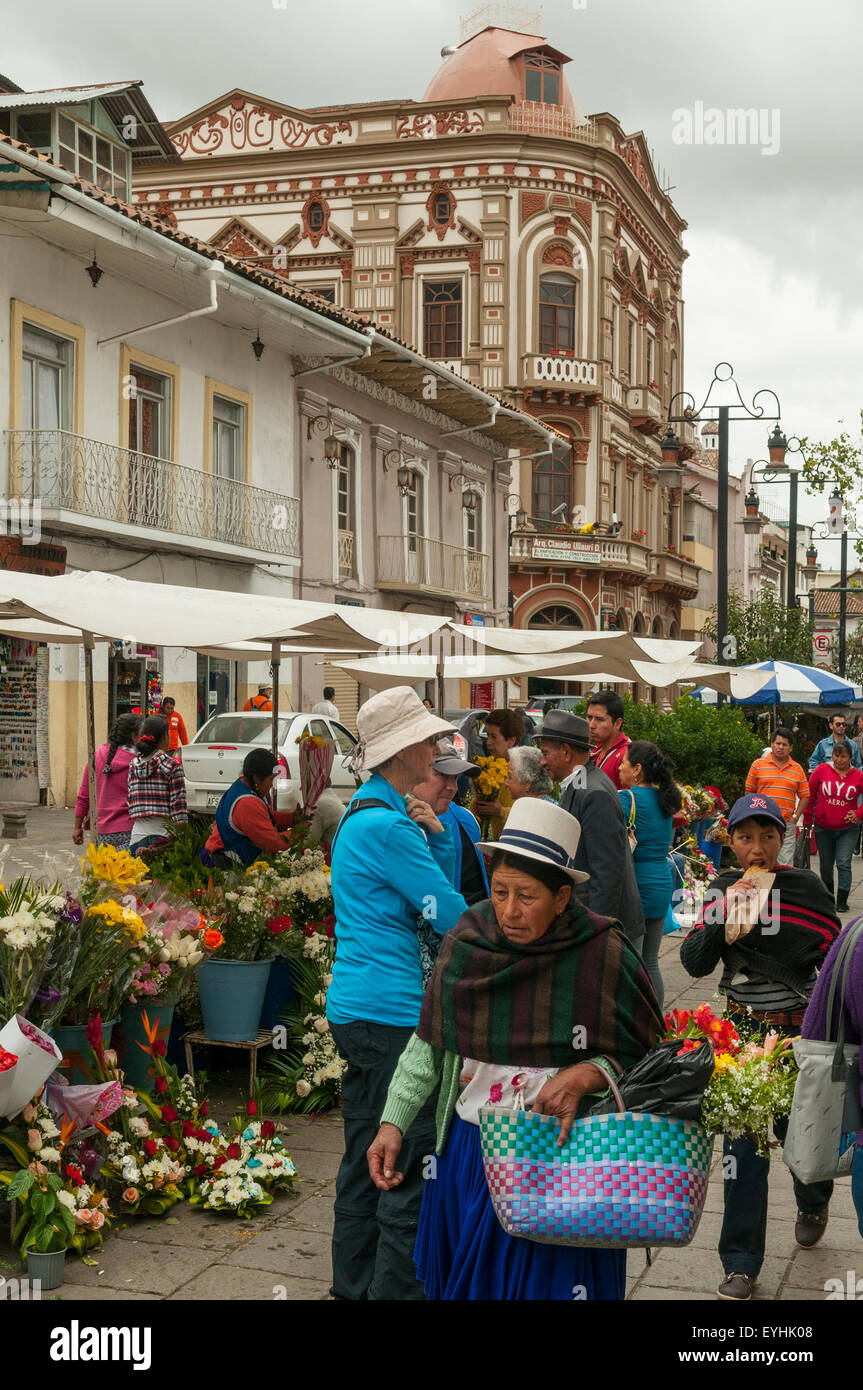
[338,528,354,580]
[6,430,300,564]
[377,535,490,602]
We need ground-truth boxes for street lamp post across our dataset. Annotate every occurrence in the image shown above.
[745,429,806,611]
[504,493,528,628]
[667,364,783,686]
[808,489,858,679]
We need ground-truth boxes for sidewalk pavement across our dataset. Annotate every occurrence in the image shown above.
[1,807,861,1301]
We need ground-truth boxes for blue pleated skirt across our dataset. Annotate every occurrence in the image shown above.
[414,1114,626,1301]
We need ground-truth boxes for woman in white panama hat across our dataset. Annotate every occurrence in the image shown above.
[366,796,663,1301]
[326,685,471,1302]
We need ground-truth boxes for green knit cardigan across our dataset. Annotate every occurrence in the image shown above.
[380,1033,619,1155]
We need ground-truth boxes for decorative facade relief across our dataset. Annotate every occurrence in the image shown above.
[171,97,354,157]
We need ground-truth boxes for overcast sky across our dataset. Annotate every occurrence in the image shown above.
[6,0,862,556]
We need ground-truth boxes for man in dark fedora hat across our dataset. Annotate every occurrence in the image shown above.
[535,710,646,948]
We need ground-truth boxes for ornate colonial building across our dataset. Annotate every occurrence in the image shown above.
[134,7,702,651]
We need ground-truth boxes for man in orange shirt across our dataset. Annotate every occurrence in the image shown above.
[159,697,189,756]
[243,684,273,712]
[745,726,809,865]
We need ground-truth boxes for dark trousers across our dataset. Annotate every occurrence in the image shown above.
[720,1016,833,1278]
[813,825,858,900]
[329,1019,438,1301]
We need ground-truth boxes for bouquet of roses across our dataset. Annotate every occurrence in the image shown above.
[125,886,224,1004]
[189,1095,296,1217]
[701,1028,798,1154]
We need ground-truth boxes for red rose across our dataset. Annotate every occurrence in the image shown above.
[154,1076,168,1094]
[246,1100,257,1117]
[200,1103,209,1117]
[161,1105,178,1123]
[213,1155,226,1170]
[165,1137,179,1152]
[261,1120,275,1140]
[152,1041,167,1057]
[194,1163,207,1177]
[85,1014,103,1050]
[227,1142,240,1159]
[144,1139,158,1156]
[182,1121,195,1137]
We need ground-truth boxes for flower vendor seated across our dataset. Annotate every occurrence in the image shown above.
[680,792,841,1303]
[203,748,304,869]
[366,797,662,1301]
[472,708,525,839]
[326,686,470,1302]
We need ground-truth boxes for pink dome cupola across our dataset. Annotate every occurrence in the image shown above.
[422,25,583,122]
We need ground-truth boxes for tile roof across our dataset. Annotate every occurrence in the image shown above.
[0,129,554,450]
[812,589,863,617]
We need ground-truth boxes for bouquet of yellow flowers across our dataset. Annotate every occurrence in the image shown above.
[472,756,510,841]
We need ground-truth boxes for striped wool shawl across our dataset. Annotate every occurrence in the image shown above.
[417,898,663,1069]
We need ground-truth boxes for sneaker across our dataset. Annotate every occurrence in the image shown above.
[717,1272,754,1301]
[795,1208,829,1247]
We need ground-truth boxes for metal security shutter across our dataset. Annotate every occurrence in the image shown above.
[324,663,359,733]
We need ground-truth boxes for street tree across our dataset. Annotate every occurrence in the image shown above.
[799,409,863,559]
[700,588,815,666]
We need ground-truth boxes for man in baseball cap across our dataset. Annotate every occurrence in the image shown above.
[410,736,488,909]
[535,710,645,947]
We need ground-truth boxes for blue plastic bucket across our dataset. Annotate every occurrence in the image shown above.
[196,959,273,1042]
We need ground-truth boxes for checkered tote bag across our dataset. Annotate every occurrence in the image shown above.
[478,1077,713,1248]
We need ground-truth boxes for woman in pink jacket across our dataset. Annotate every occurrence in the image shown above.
[804,738,863,912]
[73,713,142,849]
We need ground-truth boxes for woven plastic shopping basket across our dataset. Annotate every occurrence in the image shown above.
[478,1078,713,1248]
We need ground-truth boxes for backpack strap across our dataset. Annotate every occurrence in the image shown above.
[329,796,394,857]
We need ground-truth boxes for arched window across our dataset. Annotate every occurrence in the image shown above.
[524,51,560,105]
[528,605,583,630]
[539,274,576,354]
[423,280,462,358]
[532,439,572,521]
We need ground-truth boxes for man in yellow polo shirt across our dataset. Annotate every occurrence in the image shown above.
[745,725,810,865]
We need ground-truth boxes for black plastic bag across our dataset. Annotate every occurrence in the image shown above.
[793,828,811,869]
[588,1038,715,1120]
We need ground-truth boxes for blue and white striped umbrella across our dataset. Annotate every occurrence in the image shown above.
[691,660,863,706]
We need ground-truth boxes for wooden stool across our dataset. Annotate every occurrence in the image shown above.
[182,1030,274,1102]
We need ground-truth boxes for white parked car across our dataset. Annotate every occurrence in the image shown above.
[180,711,364,814]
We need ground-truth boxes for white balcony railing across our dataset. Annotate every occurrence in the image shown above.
[377,535,489,601]
[509,103,599,143]
[6,430,300,560]
[338,528,354,579]
[522,355,599,388]
[625,386,663,420]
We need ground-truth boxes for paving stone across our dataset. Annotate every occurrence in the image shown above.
[639,1247,790,1299]
[630,1286,714,1300]
[171,1264,330,1300]
[54,1285,160,1301]
[280,1119,345,1155]
[272,1193,335,1233]
[784,1246,863,1287]
[228,1226,331,1281]
[281,1147,342,1181]
[58,1238,215,1296]
[112,1205,272,1252]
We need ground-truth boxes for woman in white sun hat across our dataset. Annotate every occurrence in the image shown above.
[366,796,663,1301]
[326,685,471,1302]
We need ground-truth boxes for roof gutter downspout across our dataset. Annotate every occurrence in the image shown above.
[292,328,375,378]
[97,260,224,346]
[439,404,498,440]
[0,140,372,353]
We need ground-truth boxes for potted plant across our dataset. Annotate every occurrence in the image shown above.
[195,872,275,1042]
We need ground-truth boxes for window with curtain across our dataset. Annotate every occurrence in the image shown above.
[538,274,576,354]
[336,443,354,534]
[524,52,561,104]
[213,395,245,480]
[532,439,572,520]
[464,497,482,552]
[128,367,171,459]
[423,281,462,358]
[21,324,72,432]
